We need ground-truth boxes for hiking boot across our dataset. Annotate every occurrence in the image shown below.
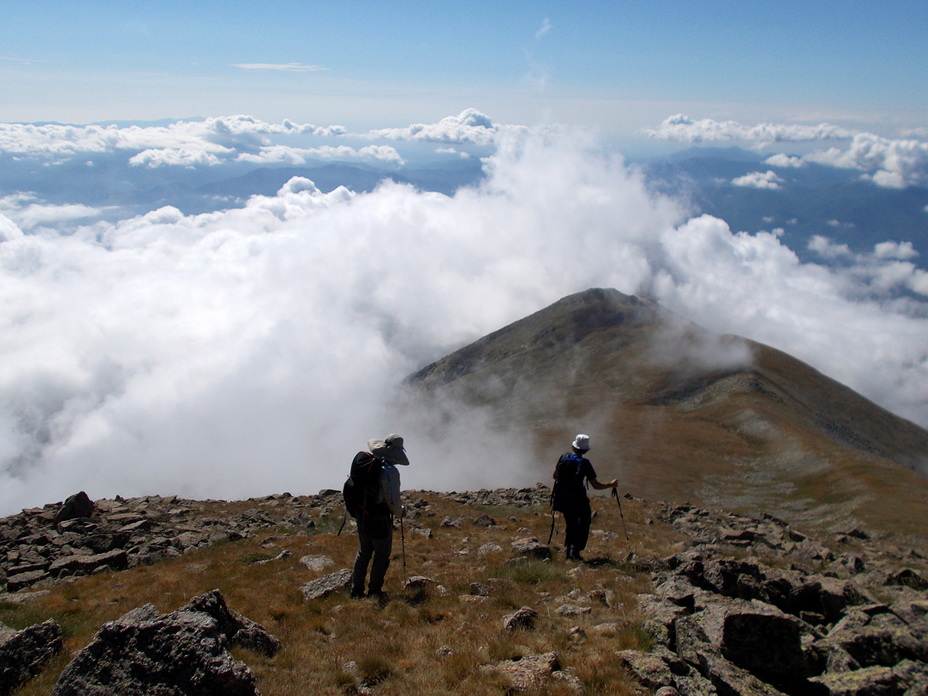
[367,590,389,604]
[571,550,584,561]
[564,547,574,560]
[350,588,365,599]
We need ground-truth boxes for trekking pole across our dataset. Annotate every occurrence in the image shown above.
[337,512,347,536]
[612,487,630,541]
[546,507,557,546]
[400,514,407,571]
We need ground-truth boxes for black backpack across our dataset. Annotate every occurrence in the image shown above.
[343,452,388,519]
[552,453,586,512]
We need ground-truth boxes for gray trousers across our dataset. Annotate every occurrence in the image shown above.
[352,523,393,594]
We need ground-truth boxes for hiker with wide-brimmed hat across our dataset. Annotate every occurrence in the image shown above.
[551,434,617,561]
[349,433,408,599]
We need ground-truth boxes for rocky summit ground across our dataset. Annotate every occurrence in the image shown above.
[0,487,926,695]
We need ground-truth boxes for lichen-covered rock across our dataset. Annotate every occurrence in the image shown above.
[616,648,678,691]
[510,537,551,560]
[815,605,928,668]
[180,589,281,658]
[485,651,568,692]
[502,606,538,632]
[675,596,809,693]
[301,568,353,600]
[51,590,276,696]
[0,619,62,696]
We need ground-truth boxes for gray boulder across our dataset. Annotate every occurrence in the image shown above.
[0,619,63,696]
[301,568,352,600]
[48,548,128,577]
[51,590,278,696]
[510,537,552,560]
[5,569,49,593]
[484,651,571,692]
[502,607,539,632]
[810,659,928,695]
[53,492,95,524]
[180,589,281,658]
[815,605,928,668]
[675,597,810,694]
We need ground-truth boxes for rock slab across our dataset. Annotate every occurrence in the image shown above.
[51,589,278,696]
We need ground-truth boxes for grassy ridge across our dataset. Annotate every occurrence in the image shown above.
[1,491,681,695]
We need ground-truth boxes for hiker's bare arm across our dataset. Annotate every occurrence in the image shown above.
[589,477,618,490]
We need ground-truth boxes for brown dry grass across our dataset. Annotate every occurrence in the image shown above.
[1,491,683,696]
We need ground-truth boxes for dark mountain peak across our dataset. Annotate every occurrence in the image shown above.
[409,288,669,390]
[405,288,928,533]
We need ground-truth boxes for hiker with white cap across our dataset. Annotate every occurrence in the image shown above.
[551,433,617,561]
[349,433,408,599]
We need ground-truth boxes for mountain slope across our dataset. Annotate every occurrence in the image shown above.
[406,288,928,534]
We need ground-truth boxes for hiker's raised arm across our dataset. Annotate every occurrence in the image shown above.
[589,477,618,490]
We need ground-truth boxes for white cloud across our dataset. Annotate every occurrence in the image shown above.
[435,147,471,159]
[874,240,919,261]
[2,122,928,515]
[0,193,104,231]
[536,18,552,39]
[808,235,851,259]
[236,144,404,166]
[798,133,928,188]
[0,116,348,164]
[732,170,783,190]
[808,236,928,297]
[645,114,855,144]
[0,111,505,170]
[367,108,511,145]
[233,63,326,72]
[0,212,23,242]
[649,115,928,188]
[129,147,228,168]
[764,153,805,168]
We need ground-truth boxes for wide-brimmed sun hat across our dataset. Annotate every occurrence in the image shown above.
[571,434,591,452]
[368,433,410,466]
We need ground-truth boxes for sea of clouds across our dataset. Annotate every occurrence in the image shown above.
[1,111,927,515]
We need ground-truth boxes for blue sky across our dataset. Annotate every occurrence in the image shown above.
[3,1,926,148]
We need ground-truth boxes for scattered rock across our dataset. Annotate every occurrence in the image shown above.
[510,537,552,560]
[556,604,592,617]
[886,568,928,591]
[502,607,539,632]
[486,651,574,692]
[301,568,353,601]
[0,619,63,696]
[635,502,928,696]
[470,582,491,596]
[476,542,503,556]
[300,555,335,572]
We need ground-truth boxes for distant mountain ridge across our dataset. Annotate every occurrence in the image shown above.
[407,288,928,534]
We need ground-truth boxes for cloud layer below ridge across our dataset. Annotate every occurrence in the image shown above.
[1,119,927,514]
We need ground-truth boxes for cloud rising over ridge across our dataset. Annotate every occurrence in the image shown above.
[2,118,928,514]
